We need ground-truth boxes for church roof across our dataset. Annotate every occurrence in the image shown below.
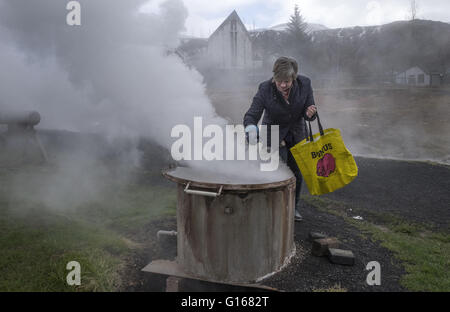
[209,10,251,40]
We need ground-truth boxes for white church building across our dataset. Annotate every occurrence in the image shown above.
[207,11,254,70]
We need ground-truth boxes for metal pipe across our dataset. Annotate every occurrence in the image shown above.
[0,111,41,126]
[157,230,178,240]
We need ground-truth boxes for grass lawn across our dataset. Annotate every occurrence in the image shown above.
[0,166,176,291]
[303,195,450,292]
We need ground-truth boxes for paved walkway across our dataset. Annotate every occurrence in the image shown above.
[303,157,450,230]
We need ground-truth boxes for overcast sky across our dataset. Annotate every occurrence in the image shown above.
[142,0,450,37]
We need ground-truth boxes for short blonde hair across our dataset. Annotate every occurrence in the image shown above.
[272,57,298,82]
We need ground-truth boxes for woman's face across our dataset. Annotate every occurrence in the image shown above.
[275,78,293,97]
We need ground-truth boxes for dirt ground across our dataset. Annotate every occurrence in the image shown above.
[262,201,406,292]
[320,157,450,231]
[120,204,405,292]
[121,156,448,292]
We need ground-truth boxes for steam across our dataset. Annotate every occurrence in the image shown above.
[0,0,225,143]
[0,0,290,211]
[0,0,228,210]
[315,90,450,165]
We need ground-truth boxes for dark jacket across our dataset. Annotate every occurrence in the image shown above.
[243,75,317,148]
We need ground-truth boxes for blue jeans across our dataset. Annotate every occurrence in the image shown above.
[280,146,303,212]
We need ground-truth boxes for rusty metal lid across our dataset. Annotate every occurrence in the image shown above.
[163,165,295,191]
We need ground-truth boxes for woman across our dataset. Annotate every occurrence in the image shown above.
[243,56,317,221]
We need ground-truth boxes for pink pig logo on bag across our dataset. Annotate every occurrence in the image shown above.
[317,153,336,177]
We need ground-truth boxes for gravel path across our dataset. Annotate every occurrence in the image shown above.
[316,157,450,231]
[262,200,406,292]
[265,157,449,291]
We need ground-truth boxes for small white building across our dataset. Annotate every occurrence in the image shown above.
[207,11,253,70]
[395,66,443,87]
[395,66,430,86]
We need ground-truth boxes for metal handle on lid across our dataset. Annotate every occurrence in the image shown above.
[184,182,223,197]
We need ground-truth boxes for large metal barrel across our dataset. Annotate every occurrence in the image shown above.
[164,166,296,283]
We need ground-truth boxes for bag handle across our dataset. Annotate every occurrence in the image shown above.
[307,112,324,142]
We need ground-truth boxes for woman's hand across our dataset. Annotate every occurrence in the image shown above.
[306,105,317,118]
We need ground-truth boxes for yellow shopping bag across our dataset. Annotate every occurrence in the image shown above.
[290,114,358,195]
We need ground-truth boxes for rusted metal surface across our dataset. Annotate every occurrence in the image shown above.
[165,167,296,283]
[142,260,280,291]
[163,167,295,191]
[165,276,181,292]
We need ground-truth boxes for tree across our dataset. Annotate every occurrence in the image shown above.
[284,4,311,72]
[287,4,308,41]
